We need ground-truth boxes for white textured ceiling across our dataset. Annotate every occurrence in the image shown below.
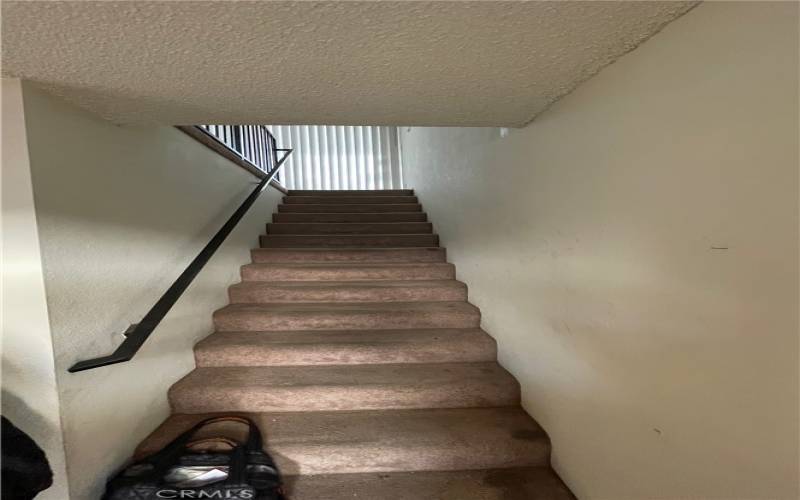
[2,1,696,126]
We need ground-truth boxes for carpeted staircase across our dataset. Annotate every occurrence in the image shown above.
[137,189,575,499]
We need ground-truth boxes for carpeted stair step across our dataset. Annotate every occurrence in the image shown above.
[279,203,422,213]
[272,212,427,223]
[288,189,414,196]
[251,247,446,264]
[260,233,439,248]
[194,328,495,366]
[229,280,466,303]
[285,467,576,500]
[213,301,480,331]
[240,262,455,281]
[169,362,517,413]
[136,407,550,474]
[266,222,432,235]
[283,196,417,205]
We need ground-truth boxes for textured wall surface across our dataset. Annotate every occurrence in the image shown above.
[3,1,694,126]
[1,78,70,500]
[400,3,799,499]
[21,84,283,499]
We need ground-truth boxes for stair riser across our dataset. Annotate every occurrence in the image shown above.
[169,379,518,413]
[279,204,422,213]
[266,222,433,235]
[273,213,427,223]
[284,196,417,205]
[251,248,446,263]
[260,234,439,248]
[229,283,466,303]
[195,331,496,367]
[241,265,455,282]
[288,189,413,196]
[213,309,480,331]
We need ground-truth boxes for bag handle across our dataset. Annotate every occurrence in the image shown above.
[186,416,263,452]
[143,416,264,480]
[186,437,241,450]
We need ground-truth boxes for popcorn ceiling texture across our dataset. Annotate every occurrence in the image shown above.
[2,1,696,126]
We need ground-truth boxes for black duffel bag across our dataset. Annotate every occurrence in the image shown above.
[103,416,284,500]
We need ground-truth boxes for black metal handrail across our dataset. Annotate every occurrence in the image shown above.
[69,126,292,372]
[198,125,287,175]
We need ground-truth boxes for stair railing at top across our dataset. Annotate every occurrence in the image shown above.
[69,125,293,373]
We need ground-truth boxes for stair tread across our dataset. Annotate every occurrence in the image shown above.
[284,196,418,204]
[260,234,439,248]
[217,301,479,314]
[195,328,495,366]
[268,222,430,225]
[229,279,466,303]
[214,300,479,332]
[267,221,433,234]
[275,212,423,214]
[169,362,518,412]
[285,467,575,500]
[243,262,453,270]
[251,247,446,263]
[174,361,512,389]
[288,189,414,196]
[198,327,488,346]
[253,246,442,251]
[231,279,465,289]
[279,204,423,213]
[136,407,549,474]
[263,233,435,236]
[232,278,463,285]
[268,221,431,225]
[273,212,428,223]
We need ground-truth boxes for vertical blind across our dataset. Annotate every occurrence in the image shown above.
[269,125,404,190]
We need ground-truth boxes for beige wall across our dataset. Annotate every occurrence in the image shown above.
[399,3,799,499]
[18,83,283,499]
[1,78,71,499]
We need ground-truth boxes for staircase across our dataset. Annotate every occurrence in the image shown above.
[137,189,574,499]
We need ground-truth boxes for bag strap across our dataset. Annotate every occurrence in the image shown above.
[143,416,263,479]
